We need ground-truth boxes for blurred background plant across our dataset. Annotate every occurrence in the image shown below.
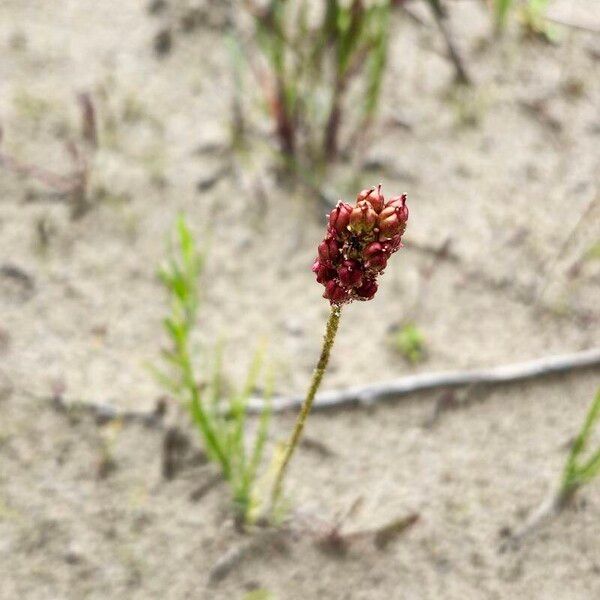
[390,323,426,364]
[492,0,558,41]
[155,216,273,527]
[244,589,275,600]
[237,0,392,180]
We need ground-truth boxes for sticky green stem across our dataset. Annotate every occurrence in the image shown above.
[271,304,342,509]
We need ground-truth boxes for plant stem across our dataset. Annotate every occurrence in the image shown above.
[324,77,344,160]
[427,0,471,85]
[271,304,342,509]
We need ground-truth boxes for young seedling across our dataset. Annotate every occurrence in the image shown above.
[243,590,274,600]
[392,323,426,364]
[157,216,273,527]
[493,0,515,33]
[559,388,600,507]
[503,388,600,549]
[270,185,409,510]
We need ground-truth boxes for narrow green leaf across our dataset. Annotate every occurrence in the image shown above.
[494,0,515,31]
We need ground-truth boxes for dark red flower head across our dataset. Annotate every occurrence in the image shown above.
[313,185,409,304]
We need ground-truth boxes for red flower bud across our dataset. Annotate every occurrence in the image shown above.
[385,194,409,222]
[328,202,353,235]
[338,259,363,288]
[357,187,374,202]
[318,237,339,263]
[378,205,407,240]
[355,278,378,300]
[357,184,384,213]
[363,242,388,271]
[324,280,350,304]
[312,259,336,284]
[384,234,403,254]
[349,200,378,234]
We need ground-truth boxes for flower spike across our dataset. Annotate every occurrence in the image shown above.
[270,185,410,513]
[312,185,409,304]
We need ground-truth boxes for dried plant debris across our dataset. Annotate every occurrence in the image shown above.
[208,528,290,585]
[316,512,420,556]
[0,264,35,301]
[162,426,208,480]
[0,95,97,218]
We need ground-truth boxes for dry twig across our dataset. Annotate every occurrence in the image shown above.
[37,349,600,422]
[247,348,600,413]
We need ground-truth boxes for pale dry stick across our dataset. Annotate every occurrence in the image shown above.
[247,347,600,413]
[32,349,600,423]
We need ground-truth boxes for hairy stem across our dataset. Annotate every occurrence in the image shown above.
[271,304,342,509]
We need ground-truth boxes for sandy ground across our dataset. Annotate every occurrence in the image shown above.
[1,0,600,598]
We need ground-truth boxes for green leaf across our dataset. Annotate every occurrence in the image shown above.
[572,389,600,459]
[578,448,600,484]
[393,323,426,364]
[583,242,600,262]
[561,389,600,492]
[363,3,390,118]
[244,588,274,600]
[494,0,515,31]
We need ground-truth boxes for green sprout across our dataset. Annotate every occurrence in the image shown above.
[244,590,274,600]
[559,388,600,505]
[156,216,273,526]
[583,241,600,262]
[494,0,514,32]
[392,323,426,365]
[505,388,600,548]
